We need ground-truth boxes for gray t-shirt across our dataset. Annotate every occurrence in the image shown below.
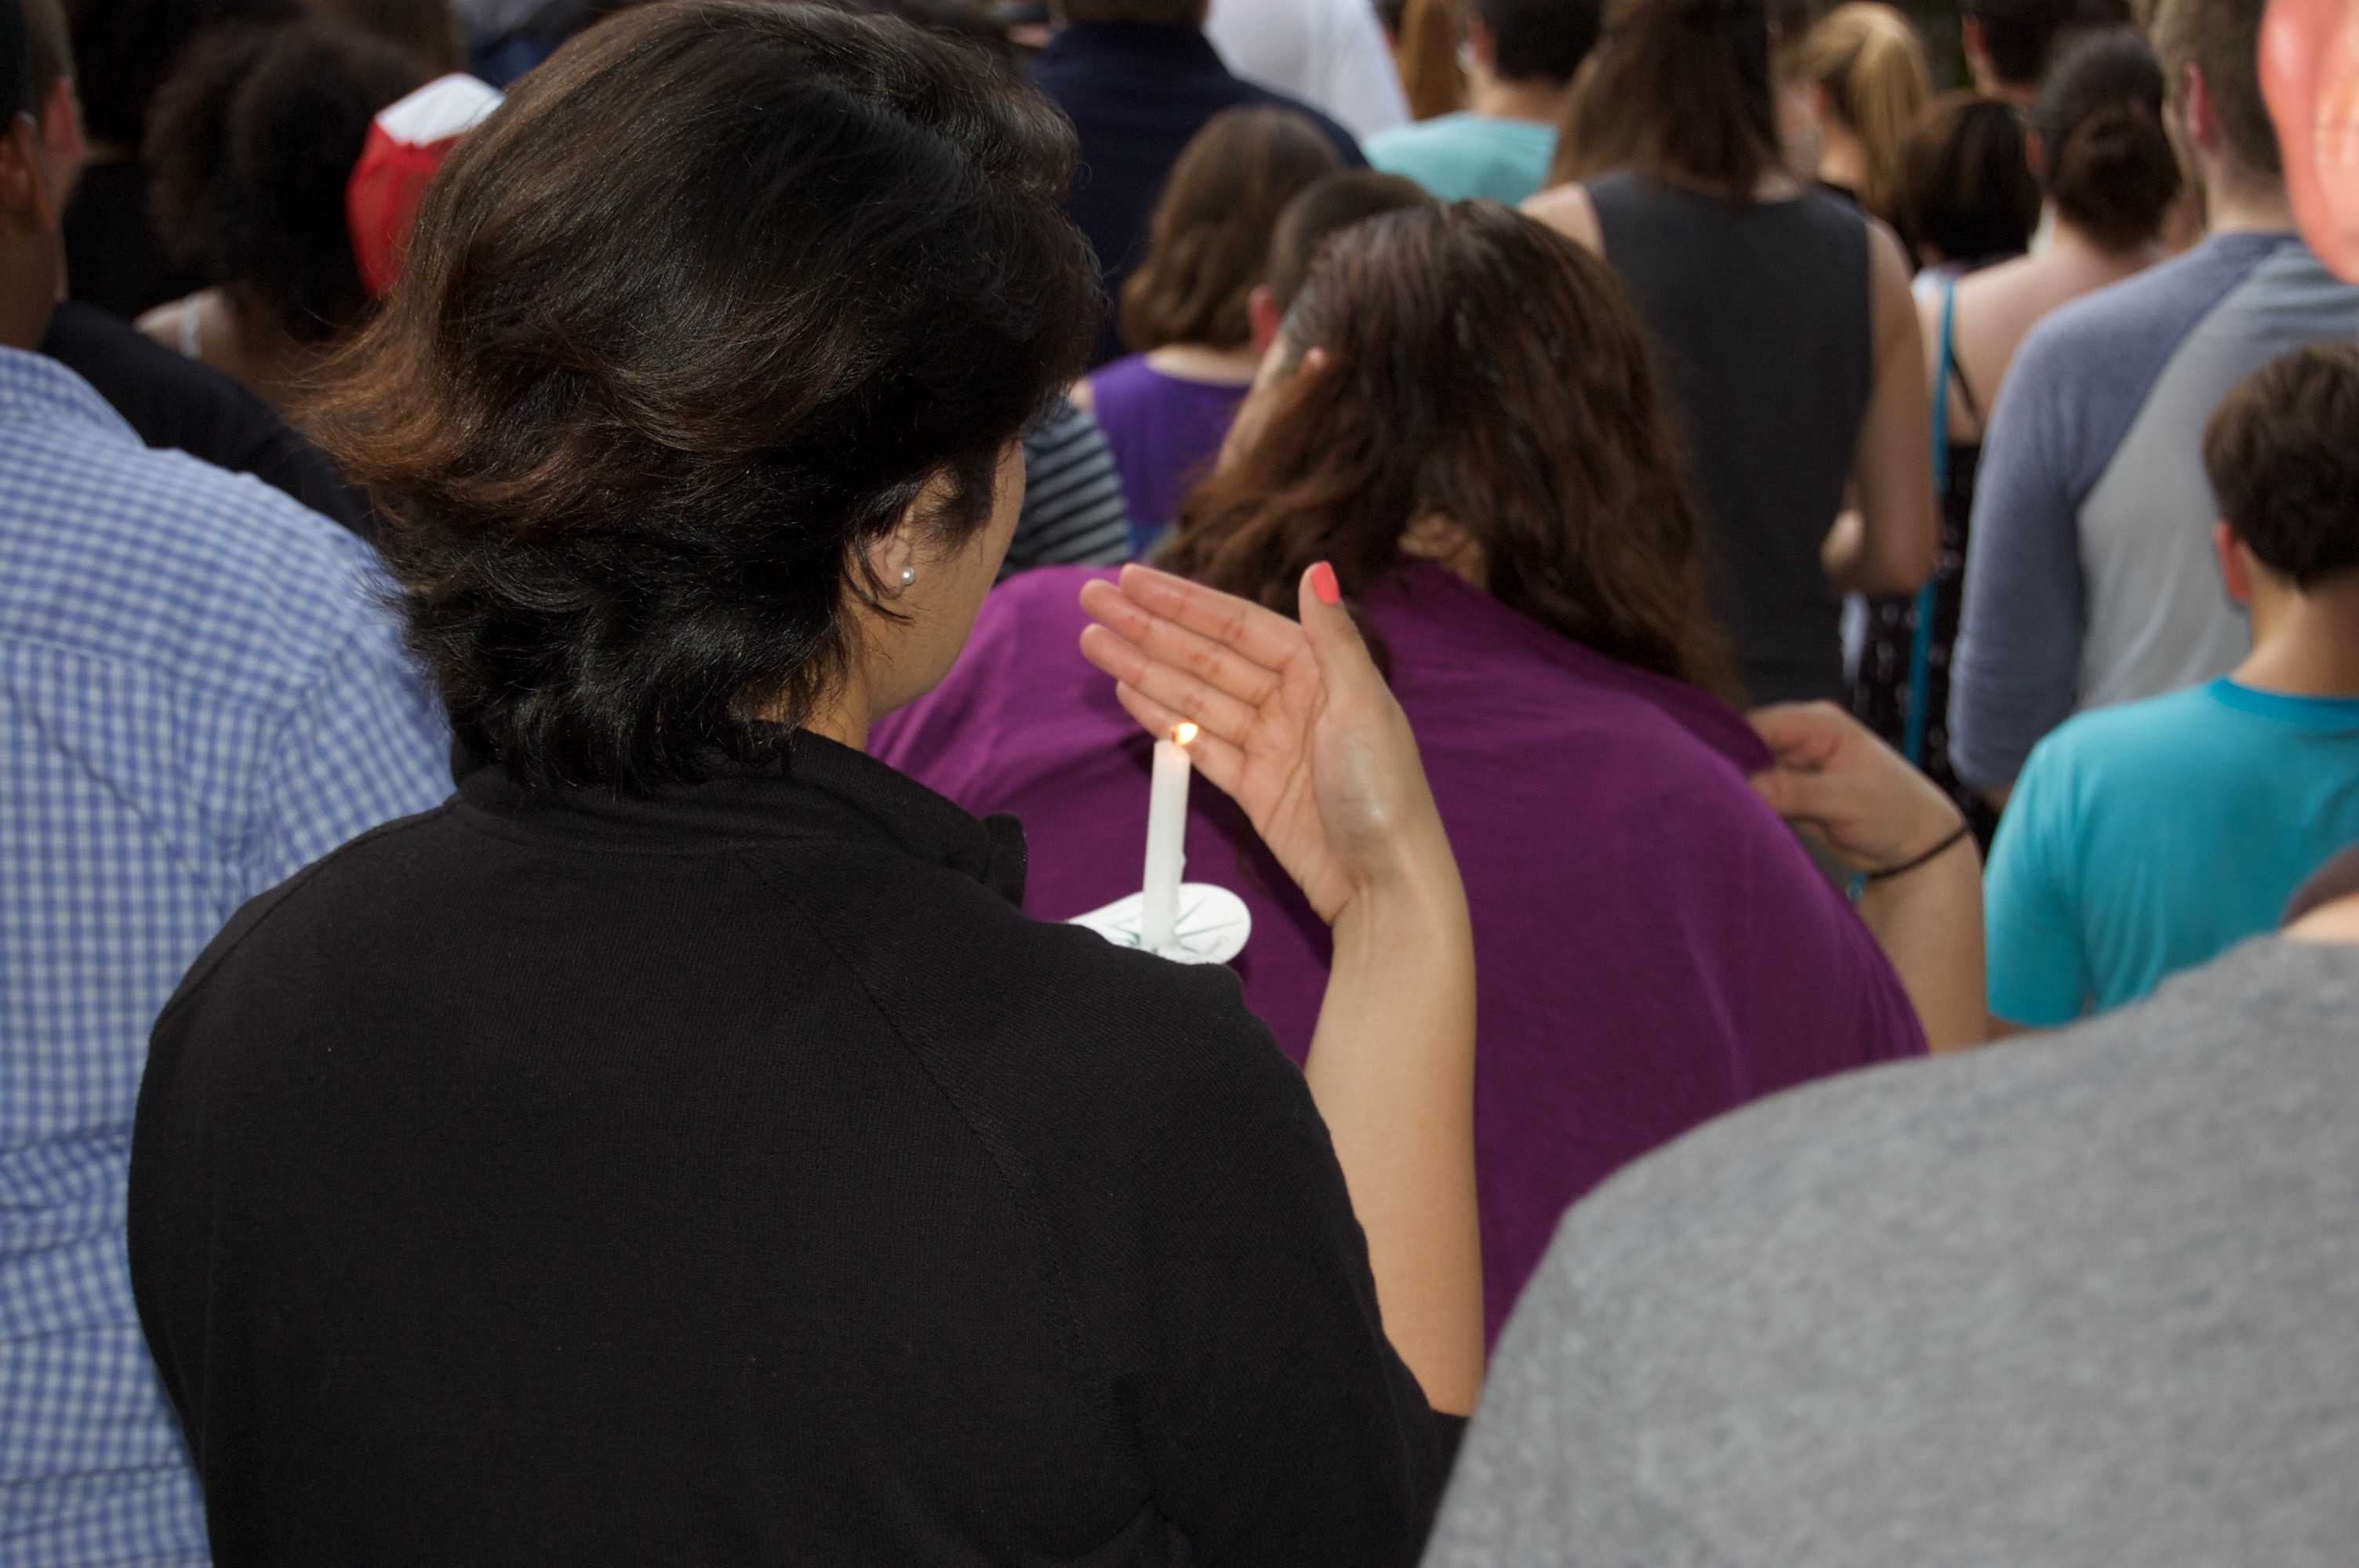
[1427,937,2359,1566]
[1949,233,2359,792]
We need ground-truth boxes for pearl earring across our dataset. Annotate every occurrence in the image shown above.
[899,567,916,587]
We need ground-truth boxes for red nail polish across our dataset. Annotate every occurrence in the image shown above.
[1310,561,1341,605]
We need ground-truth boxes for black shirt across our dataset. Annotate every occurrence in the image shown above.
[130,733,1456,1565]
[42,303,373,539]
[1030,24,1362,365]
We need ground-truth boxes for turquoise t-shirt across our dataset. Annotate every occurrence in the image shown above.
[1986,678,2359,1025]
[1364,113,1558,205]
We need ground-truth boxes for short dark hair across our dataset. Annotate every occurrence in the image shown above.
[309,0,463,74]
[307,2,1100,789]
[0,0,27,123]
[1961,0,2127,89]
[64,0,297,149]
[839,0,1012,61]
[2204,343,2359,589]
[1265,169,1429,314]
[2152,0,2278,180]
[1474,0,1602,85]
[1900,93,2040,266]
[145,20,429,347]
[1120,106,1342,351]
[2032,27,2179,251]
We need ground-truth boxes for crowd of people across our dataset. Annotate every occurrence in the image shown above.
[5,0,2359,1562]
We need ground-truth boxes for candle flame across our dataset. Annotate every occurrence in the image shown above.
[1172,721,1200,747]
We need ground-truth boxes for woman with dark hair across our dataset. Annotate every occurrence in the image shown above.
[136,19,429,408]
[1525,0,1939,710]
[879,201,1932,1345]
[1897,91,2041,277]
[1078,104,1341,554]
[125,5,1478,1560]
[1853,27,2178,840]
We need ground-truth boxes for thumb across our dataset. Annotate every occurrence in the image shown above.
[1295,561,1383,700]
[1750,760,1845,831]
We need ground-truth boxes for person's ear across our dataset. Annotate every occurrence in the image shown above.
[1465,16,1495,74]
[2183,62,2219,157]
[2214,519,2255,605]
[0,115,54,237]
[1961,16,1990,88]
[1248,285,1281,359]
[2024,128,2046,186]
[39,78,85,194]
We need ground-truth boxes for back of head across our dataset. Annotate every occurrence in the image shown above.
[1473,0,1604,87]
[2032,27,2179,251]
[1264,169,1429,316]
[1165,201,1732,697]
[1900,92,2040,266]
[1554,0,1783,198]
[308,1,1099,789]
[1119,106,1343,352]
[64,0,298,151]
[1791,4,1931,224]
[1961,0,2125,92]
[145,20,431,346]
[2151,0,2278,187]
[2204,343,2359,589]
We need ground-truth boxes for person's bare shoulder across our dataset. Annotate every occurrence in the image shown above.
[1521,184,1602,256]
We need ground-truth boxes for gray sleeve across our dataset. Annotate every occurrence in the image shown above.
[1003,399,1131,577]
[1947,329,2089,792]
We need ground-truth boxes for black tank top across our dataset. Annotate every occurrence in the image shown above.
[1587,172,1874,706]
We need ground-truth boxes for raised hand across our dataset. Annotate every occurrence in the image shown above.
[1076,562,1452,927]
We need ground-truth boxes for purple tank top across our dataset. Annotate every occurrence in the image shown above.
[1083,355,1251,554]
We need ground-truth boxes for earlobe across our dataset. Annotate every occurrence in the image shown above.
[1248,287,1280,360]
[2214,521,2252,606]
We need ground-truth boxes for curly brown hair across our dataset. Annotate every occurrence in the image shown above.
[1118,106,1343,353]
[1162,201,1735,699]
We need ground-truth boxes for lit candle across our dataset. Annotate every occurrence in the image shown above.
[1140,722,1197,953]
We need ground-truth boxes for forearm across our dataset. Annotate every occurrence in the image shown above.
[1303,840,1482,1414]
[1856,835,1987,1052]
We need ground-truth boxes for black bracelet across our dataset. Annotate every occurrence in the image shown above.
[1863,822,1973,884]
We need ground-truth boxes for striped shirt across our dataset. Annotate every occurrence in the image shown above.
[1005,397,1132,577]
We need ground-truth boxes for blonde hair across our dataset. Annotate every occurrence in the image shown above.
[1393,0,1467,121]
[1791,3,1932,226]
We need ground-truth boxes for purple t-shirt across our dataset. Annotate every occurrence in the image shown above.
[1083,355,1251,553]
[876,563,1925,1340]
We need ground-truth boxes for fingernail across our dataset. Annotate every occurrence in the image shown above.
[1310,561,1341,605]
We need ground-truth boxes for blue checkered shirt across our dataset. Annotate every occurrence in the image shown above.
[0,349,449,1564]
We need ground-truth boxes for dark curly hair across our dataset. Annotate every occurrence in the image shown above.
[305,2,1100,790]
[145,20,429,346]
[2205,344,2359,590]
[1164,201,1735,700]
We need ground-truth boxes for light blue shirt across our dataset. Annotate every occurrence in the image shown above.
[1365,112,1556,205]
[0,349,449,1563]
[1986,677,2359,1025]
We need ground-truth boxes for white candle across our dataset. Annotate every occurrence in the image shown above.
[1140,722,1196,953]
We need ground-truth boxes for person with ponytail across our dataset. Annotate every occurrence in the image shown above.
[878,201,1932,1346]
[1856,28,2178,837]
[1790,2,1933,241]
[1524,0,1938,710]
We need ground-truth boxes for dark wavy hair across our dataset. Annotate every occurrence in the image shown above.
[146,20,429,346]
[1162,201,1735,699]
[64,0,296,148]
[1119,107,1343,353]
[305,2,1100,789]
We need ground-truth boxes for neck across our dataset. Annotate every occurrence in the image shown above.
[1816,128,1868,195]
[1467,72,1566,125]
[2203,166,2299,237]
[2046,215,2165,278]
[1143,342,1261,383]
[2287,891,2359,944]
[2234,576,2359,697]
